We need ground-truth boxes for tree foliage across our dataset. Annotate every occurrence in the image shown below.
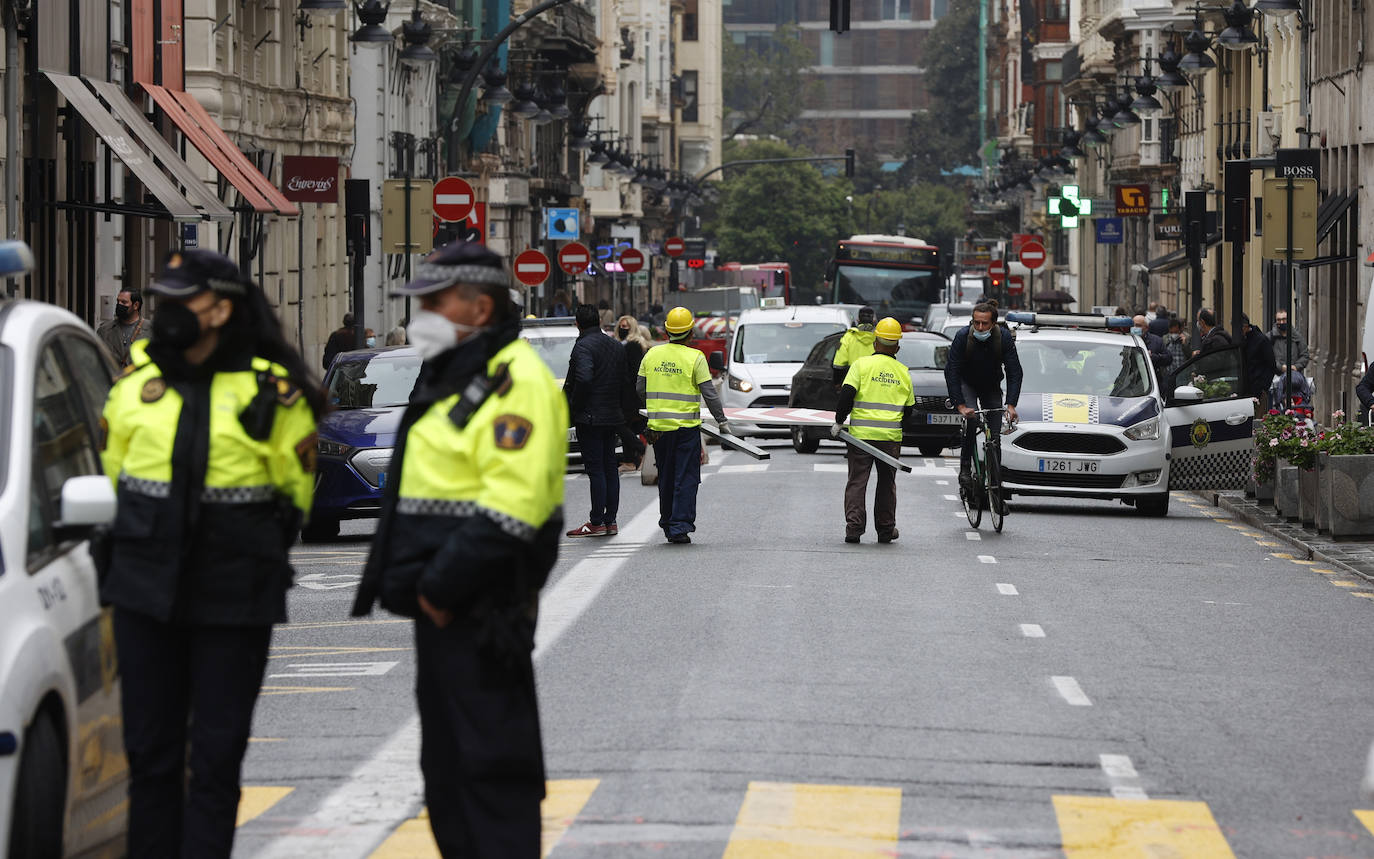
[905,0,981,183]
[722,26,817,144]
[848,184,968,253]
[707,141,853,295]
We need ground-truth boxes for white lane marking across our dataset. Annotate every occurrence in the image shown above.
[268,661,398,678]
[907,465,957,476]
[978,555,997,564]
[996,583,1019,595]
[718,463,769,473]
[1020,624,1045,638]
[935,480,950,485]
[943,494,959,501]
[954,511,967,518]
[965,531,982,541]
[296,572,363,589]
[256,500,662,857]
[1052,676,1093,707]
[1100,753,1149,800]
[813,463,848,472]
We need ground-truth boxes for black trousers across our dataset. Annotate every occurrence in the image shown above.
[113,608,271,858]
[415,615,545,858]
[844,440,901,537]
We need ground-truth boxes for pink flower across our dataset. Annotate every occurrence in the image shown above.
[1270,438,1280,447]
[1301,439,1309,447]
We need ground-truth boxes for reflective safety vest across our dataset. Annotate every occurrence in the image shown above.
[843,352,914,442]
[833,327,876,370]
[639,342,710,432]
[100,339,318,624]
[396,338,567,539]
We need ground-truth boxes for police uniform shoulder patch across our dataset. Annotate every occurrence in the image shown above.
[275,377,303,407]
[493,414,533,450]
[141,377,167,403]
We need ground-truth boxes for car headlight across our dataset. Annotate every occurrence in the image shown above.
[728,374,753,392]
[318,439,354,457]
[1124,416,1160,441]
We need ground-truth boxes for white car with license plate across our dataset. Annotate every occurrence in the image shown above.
[0,248,127,856]
[722,305,851,437]
[998,312,1255,517]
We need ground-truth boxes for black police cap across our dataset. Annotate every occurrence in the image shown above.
[150,249,247,298]
[392,240,510,297]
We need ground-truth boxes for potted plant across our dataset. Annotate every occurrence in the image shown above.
[1316,412,1374,538]
[1267,413,1317,521]
[1252,410,1295,505]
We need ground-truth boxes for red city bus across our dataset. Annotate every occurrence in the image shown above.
[825,235,941,325]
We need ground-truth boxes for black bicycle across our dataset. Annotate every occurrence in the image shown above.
[960,407,1012,532]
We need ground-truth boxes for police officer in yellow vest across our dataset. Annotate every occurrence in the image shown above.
[637,306,728,543]
[831,317,914,543]
[100,249,322,856]
[832,305,877,386]
[353,241,567,856]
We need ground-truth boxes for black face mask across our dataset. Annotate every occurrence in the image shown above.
[114,303,133,322]
[152,301,202,350]
[1277,323,1289,333]
[617,326,630,340]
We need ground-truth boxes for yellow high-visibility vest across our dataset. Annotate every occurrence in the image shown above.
[843,352,914,442]
[638,342,710,432]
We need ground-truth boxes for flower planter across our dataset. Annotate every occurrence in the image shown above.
[1255,476,1276,505]
[1322,453,1374,538]
[1298,467,1318,527]
[1275,463,1299,520]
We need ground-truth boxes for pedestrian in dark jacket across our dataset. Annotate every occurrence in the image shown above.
[322,312,356,370]
[565,304,629,536]
[1195,308,1233,355]
[1240,315,1278,412]
[1269,309,1309,373]
[1148,305,1171,338]
[944,302,1023,486]
[1132,314,1170,372]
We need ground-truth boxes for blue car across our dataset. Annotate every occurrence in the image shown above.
[303,345,421,542]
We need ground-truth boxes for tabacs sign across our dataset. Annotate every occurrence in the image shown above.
[1113,183,1150,217]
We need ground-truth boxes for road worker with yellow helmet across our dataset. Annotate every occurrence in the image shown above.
[636,306,728,544]
[831,317,914,543]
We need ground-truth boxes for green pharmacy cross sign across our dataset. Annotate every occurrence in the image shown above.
[1048,185,1091,228]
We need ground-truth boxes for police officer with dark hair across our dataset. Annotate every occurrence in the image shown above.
[354,240,568,856]
[100,249,322,857]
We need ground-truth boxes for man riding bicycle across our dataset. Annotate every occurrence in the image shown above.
[944,301,1023,495]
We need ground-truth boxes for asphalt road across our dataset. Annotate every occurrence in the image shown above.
[231,440,1374,858]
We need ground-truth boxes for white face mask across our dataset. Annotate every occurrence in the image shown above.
[406,310,483,360]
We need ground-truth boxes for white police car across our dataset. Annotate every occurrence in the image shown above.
[998,312,1255,516]
[0,242,127,855]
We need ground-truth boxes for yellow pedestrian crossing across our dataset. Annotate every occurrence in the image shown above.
[237,779,1374,855]
[1054,795,1236,857]
[722,781,902,857]
[236,786,294,826]
[364,778,601,858]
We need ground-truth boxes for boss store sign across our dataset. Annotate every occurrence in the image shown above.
[1276,148,1320,185]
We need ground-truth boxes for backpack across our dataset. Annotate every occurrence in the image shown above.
[961,323,1003,363]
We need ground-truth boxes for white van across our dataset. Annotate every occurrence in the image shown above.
[720,306,852,436]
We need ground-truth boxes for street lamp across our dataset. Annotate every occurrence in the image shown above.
[1081,116,1108,146]
[1111,87,1141,127]
[398,8,436,67]
[1217,0,1260,49]
[510,82,540,118]
[1130,70,1164,117]
[1155,44,1191,90]
[1178,21,1218,75]
[480,63,513,103]
[351,0,392,46]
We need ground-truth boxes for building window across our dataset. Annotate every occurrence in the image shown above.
[682,70,699,123]
[882,0,912,20]
[684,0,698,40]
[1045,0,1069,20]
[1043,61,1062,81]
[932,0,948,17]
[1053,228,1069,265]
[819,31,834,65]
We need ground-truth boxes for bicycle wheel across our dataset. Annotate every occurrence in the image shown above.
[986,441,1005,533]
[962,428,983,528]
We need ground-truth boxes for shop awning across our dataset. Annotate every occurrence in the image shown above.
[143,83,299,217]
[1142,232,1223,275]
[1316,192,1356,243]
[86,79,232,222]
[45,72,202,223]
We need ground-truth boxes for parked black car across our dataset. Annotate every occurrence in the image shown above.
[788,330,965,456]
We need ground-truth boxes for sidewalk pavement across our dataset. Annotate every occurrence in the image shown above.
[1199,489,1374,583]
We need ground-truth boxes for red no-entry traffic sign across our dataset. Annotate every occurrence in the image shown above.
[557,242,590,275]
[620,248,645,274]
[1018,241,1047,270]
[513,249,550,286]
[664,237,685,258]
[987,259,1006,279]
[433,177,475,223]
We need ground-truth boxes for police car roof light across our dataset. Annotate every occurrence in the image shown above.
[1005,311,1134,330]
[0,241,35,278]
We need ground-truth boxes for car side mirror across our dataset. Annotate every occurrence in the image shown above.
[56,474,117,540]
[708,351,725,372]
[1173,385,1204,402]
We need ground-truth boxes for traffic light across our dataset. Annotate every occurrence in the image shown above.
[829,0,850,32]
[844,148,855,179]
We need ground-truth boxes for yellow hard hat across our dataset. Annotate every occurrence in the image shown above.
[665,306,695,335]
[875,317,903,341]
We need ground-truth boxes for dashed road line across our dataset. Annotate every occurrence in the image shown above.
[943,494,959,501]
[1052,676,1093,707]
[978,555,997,564]
[1020,624,1046,638]
[965,531,982,541]
[996,583,1019,595]
[1099,754,1148,800]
